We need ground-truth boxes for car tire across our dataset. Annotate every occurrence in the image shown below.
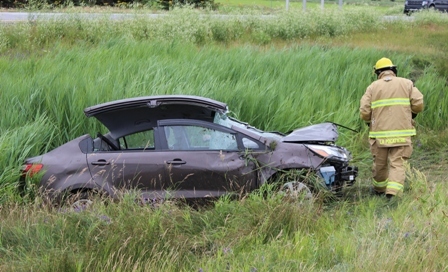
[68,191,96,211]
[280,181,313,202]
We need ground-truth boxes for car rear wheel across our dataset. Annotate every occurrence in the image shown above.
[67,191,97,211]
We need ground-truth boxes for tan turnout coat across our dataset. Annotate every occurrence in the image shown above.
[360,70,424,147]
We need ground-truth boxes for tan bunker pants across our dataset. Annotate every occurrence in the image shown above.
[369,140,413,196]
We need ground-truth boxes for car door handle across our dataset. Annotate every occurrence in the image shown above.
[166,159,186,165]
[91,159,110,166]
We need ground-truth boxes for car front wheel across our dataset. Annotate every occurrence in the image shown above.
[280,181,313,202]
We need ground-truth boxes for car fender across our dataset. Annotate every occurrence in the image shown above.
[255,145,325,185]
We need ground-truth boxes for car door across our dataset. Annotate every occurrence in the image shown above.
[156,119,259,199]
[87,128,168,198]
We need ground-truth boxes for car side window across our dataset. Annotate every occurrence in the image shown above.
[164,125,237,151]
[119,129,155,150]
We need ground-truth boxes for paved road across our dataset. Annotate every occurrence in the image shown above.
[0,11,164,22]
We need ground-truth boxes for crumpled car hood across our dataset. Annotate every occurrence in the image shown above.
[282,122,338,143]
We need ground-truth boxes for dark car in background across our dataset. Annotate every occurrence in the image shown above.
[404,0,448,14]
[21,95,358,207]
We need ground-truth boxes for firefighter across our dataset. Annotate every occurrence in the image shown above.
[360,57,424,198]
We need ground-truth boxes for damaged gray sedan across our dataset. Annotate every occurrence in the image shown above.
[21,95,358,205]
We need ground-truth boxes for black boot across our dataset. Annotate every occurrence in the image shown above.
[385,194,399,208]
[370,187,385,196]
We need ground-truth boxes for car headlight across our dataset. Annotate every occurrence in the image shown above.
[422,1,428,5]
[306,145,350,161]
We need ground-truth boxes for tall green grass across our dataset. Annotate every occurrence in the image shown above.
[1,22,447,191]
[1,167,447,271]
[1,43,446,199]
[1,40,446,141]
[1,7,448,271]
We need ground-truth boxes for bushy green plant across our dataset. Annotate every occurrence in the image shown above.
[0,8,398,50]
[2,173,448,271]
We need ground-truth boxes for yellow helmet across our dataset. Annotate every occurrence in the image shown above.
[374,57,396,71]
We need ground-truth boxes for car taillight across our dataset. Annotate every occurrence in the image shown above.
[21,163,44,177]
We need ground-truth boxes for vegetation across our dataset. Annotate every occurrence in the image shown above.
[1,0,216,10]
[1,5,448,271]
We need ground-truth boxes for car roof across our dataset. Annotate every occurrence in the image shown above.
[83,95,228,139]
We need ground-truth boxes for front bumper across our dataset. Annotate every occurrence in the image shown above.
[319,165,358,190]
[340,165,358,186]
[404,8,423,12]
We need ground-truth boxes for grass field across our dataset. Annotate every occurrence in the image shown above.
[1,5,448,272]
